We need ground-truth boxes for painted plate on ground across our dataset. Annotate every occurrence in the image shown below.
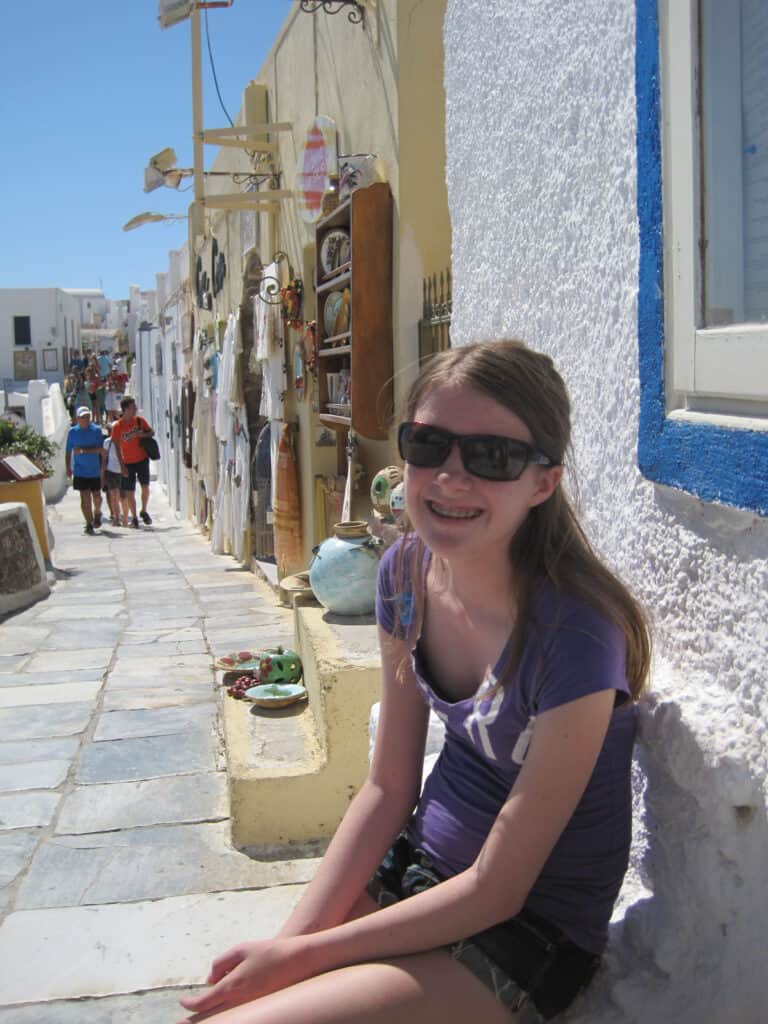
[245,683,308,708]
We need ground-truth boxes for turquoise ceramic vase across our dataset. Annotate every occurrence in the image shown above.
[309,521,381,615]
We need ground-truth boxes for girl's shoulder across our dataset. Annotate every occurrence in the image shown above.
[376,535,429,638]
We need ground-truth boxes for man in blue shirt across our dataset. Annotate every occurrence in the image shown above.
[65,407,105,534]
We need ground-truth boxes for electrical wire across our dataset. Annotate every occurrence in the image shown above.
[204,10,234,127]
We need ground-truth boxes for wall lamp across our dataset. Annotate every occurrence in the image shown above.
[142,147,278,193]
[122,211,187,232]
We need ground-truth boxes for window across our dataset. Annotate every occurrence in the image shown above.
[636,0,768,514]
[13,316,31,346]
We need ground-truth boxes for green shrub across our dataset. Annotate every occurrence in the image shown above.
[0,421,58,477]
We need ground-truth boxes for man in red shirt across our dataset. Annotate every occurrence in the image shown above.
[111,397,155,528]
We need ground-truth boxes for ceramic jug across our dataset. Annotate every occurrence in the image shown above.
[309,521,381,615]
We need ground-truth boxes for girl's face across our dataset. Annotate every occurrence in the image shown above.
[404,384,562,566]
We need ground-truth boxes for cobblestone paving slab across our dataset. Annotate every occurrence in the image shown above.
[0,682,102,709]
[102,685,214,711]
[0,830,39,886]
[114,640,208,658]
[0,672,104,689]
[0,738,79,766]
[38,624,124,650]
[17,821,320,909]
[0,703,92,740]
[75,731,218,784]
[35,606,125,622]
[0,792,60,830]
[93,703,216,742]
[0,885,306,1003]
[0,628,51,656]
[119,626,205,645]
[23,649,113,674]
[0,760,70,793]
[0,657,30,675]
[123,615,201,631]
[56,772,228,834]
[0,986,199,1023]
[106,666,213,689]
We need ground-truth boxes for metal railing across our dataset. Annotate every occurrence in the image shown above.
[418,268,452,365]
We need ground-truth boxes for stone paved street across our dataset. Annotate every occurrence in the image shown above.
[0,485,321,1021]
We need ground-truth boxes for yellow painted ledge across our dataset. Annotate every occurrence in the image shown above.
[226,598,381,847]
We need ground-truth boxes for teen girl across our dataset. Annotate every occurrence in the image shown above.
[180,340,650,1023]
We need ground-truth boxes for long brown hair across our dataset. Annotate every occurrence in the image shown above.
[392,340,650,700]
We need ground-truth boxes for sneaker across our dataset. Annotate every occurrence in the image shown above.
[139,510,152,525]
[94,511,103,528]
[84,523,95,535]
[132,517,140,529]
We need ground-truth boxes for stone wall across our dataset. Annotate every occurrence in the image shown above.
[443,2,768,1021]
[0,502,50,616]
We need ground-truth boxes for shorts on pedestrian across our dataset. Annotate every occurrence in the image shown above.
[73,475,102,493]
[104,469,122,491]
[120,458,150,491]
[367,833,600,1021]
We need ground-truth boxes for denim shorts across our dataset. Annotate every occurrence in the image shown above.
[367,833,600,1020]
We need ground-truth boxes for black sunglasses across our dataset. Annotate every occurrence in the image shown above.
[398,421,557,482]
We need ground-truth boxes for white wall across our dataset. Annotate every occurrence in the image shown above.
[444,2,767,1022]
[0,288,80,386]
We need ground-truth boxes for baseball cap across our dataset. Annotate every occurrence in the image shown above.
[76,406,92,417]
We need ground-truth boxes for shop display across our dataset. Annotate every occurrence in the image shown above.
[309,521,382,616]
[314,182,393,442]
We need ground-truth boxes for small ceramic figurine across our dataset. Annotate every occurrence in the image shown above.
[370,465,403,516]
[389,480,406,522]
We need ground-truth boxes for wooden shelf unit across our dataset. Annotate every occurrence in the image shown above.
[315,182,393,442]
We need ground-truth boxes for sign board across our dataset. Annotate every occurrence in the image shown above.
[13,350,37,381]
[0,454,45,482]
[296,116,338,224]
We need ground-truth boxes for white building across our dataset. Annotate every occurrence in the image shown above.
[0,287,81,387]
[62,288,109,329]
[445,2,767,1021]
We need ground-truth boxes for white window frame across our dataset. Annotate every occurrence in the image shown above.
[659,0,768,426]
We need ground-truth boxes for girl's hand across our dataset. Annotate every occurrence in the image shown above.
[178,937,314,1019]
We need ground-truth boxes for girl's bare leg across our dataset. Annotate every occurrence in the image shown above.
[181,949,515,1024]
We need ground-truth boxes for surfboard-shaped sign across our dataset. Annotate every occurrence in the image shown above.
[296,116,338,224]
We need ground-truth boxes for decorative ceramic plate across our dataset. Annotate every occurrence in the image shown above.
[244,683,308,709]
[214,651,261,671]
[319,228,350,277]
[324,291,344,336]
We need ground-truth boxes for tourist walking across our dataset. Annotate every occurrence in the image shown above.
[111,397,155,528]
[179,340,651,1024]
[101,433,125,526]
[65,407,105,535]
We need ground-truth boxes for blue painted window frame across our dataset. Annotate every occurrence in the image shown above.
[635,0,768,516]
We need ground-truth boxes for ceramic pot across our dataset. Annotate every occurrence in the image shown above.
[309,521,381,615]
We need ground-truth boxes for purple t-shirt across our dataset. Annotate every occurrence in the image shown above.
[375,539,636,954]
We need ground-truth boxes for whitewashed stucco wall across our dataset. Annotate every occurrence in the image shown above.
[444,2,768,1022]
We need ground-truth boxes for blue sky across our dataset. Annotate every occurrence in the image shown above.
[0,1,293,300]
